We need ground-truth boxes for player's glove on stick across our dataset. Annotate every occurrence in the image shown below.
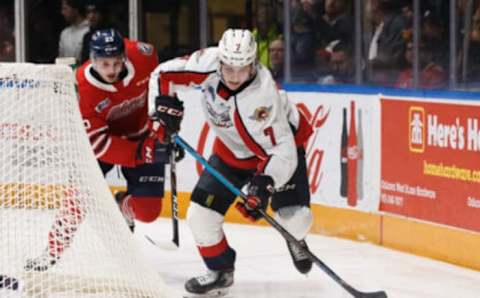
[136,121,170,164]
[153,95,184,143]
[236,174,274,221]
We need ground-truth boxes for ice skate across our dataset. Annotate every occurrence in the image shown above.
[286,239,312,274]
[184,270,234,297]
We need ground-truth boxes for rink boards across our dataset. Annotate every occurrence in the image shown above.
[107,85,480,271]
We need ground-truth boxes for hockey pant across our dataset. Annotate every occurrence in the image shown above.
[187,148,312,272]
[100,161,166,222]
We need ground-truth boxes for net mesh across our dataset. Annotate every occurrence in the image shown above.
[0,63,177,298]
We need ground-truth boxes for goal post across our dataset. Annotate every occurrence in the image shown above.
[0,63,178,298]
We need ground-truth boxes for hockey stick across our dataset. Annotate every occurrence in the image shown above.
[174,135,387,298]
[169,144,180,247]
[143,145,180,251]
[144,234,178,251]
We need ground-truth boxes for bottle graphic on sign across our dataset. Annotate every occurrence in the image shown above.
[356,108,364,200]
[340,108,348,197]
[347,101,358,207]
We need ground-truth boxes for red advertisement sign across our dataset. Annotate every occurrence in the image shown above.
[381,98,480,232]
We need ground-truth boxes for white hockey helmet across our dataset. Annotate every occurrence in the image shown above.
[218,29,257,67]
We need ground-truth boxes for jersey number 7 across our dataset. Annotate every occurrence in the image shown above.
[264,126,277,145]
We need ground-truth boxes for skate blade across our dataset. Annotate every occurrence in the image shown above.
[183,288,230,298]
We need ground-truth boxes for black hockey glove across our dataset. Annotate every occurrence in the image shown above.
[235,174,275,222]
[153,95,184,143]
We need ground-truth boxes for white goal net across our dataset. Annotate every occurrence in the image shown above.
[0,63,178,298]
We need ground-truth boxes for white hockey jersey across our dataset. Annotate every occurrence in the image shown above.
[149,47,312,187]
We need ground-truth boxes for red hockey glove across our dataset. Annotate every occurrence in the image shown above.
[135,131,169,165]
[152,95,184,143]
[140,120,184,164]
[235,174,274,222]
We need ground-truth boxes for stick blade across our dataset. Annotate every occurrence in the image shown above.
[355,290,388,298]
[145,235,179,251]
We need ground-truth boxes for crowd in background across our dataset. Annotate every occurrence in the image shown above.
[262,0,480,89]
[1,0,480,90]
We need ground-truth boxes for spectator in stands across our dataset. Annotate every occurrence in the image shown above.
[400,3,413,42]
[253,3,280,68]
[268,37,285,84]
[395,38,447,89]
[290,0,318,69]
[0,4,14,62]
[319,39,355,84]
[461,3,480,84]
[80,0,115,64]
[0,37,15,62]
[367,0,407,86]
[268,35,317,84]
[58,0,89,63]
[315,0,353,48]
[422,9,448,68]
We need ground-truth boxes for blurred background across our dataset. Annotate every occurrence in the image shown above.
[1,0,480,91]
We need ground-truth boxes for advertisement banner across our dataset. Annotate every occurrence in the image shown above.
[380,98,480,232]
[287,92,380,211]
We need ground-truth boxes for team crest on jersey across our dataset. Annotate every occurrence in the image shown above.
[95,98,111,113]
[249,105,272,122]
[137,42,153,56]
[206,102,232,128]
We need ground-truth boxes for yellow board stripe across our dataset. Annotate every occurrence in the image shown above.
[0,183,66,208]
[382,215,480,271]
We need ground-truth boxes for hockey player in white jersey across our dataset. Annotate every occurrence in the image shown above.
[149,28,314,296]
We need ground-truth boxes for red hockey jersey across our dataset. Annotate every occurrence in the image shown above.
[77,39,158,167]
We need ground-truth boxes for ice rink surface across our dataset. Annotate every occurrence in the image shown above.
[137,218,480,298]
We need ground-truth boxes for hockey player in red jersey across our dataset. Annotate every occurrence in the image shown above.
[76,28,181,232]
[24,29,178,272]
[149,28,314,296]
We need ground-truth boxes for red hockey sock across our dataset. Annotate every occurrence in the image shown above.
[129,196,163,223]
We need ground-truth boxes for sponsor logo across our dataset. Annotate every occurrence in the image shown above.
[137,42,153,55]
[206,101,232,128]
[107,91,146,121]
[248,106,272,122]
[0,76,40,89]
[156,105,184,117]
[409,106,425,153]
[467,196,480,208]
[347,145,361,159]
[145,146,153,163]
[206,194,215,206]
[95,98,111,113]
[0,123,59,142]
[409,106,480,153]
[139,176,164,183]
[276,183,296,192]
